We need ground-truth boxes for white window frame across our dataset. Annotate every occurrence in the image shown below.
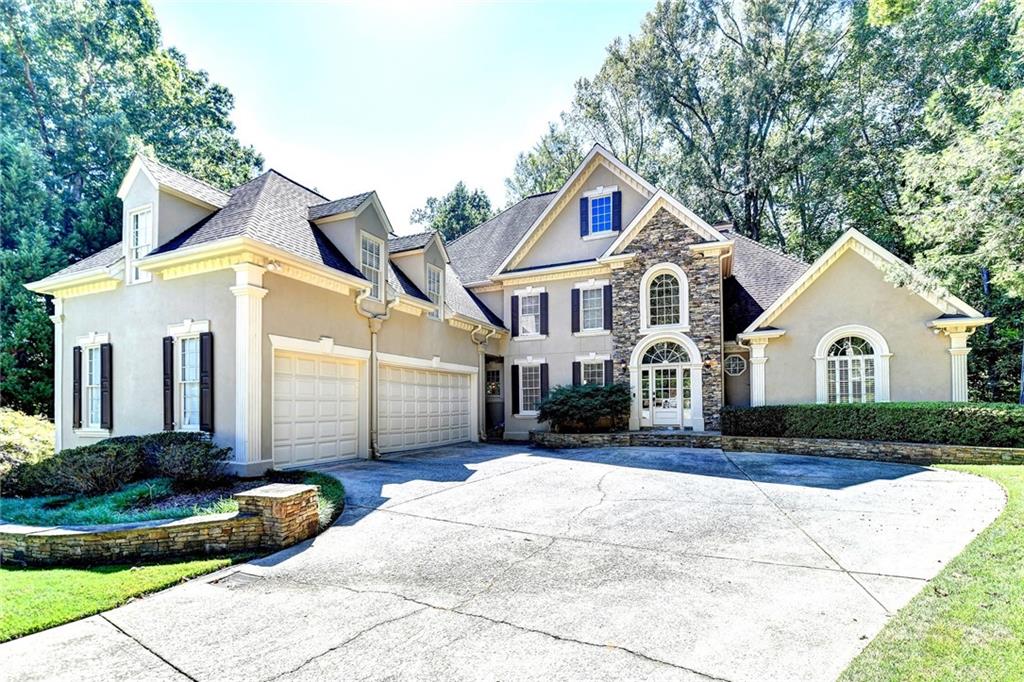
[360,232,385,301]
[167,319,211,432]
[513,357,545,417]
[426,264,444,320]
[813,324,891,404]
[574,279,608,335]
[582,185,618,241]
[724,354,747,377]
[515,286,545,339]
[127,205,153,285]
[639,263,690,334]
[75,332,110,436]
[581,361,605,386]
[485,368,502,400]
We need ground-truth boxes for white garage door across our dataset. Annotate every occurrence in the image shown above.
[273,351,361,466]
[379,364,472,453]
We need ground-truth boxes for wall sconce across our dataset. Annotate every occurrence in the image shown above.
[266,260,282,272]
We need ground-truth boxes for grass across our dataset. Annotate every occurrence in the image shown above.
[0,556,246,642]
[841,465,1024,682]
[0,478,237,526]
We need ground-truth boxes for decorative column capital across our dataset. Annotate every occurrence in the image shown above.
[230,284,269,299]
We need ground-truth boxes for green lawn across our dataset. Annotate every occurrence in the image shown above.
[841,465,1024,682]
[0,556,244,642]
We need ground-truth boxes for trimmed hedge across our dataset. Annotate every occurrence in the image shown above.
[721,402,1024,448]
[537,383,631,433]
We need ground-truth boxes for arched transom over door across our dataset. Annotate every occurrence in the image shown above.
[639,341,695,428]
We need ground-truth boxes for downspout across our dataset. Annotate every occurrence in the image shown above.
[470,325,498,441]
[355,287,400,459]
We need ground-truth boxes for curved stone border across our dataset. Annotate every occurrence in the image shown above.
[0,483,320,566]
[530,430,1024,465]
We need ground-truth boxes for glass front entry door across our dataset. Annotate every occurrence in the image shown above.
[652,366,680,426]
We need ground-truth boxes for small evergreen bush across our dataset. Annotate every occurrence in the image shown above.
[155,440,232,487]
[537,383,631,433]
[720,402,1024,448]
[51,440,145,495]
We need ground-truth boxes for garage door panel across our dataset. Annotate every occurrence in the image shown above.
[379,363,471,454]
[274,351,361,467]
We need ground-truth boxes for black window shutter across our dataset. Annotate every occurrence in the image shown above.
[579,197,589,237]
[100,343,113,430]
[540,292,549,336]
[510,296,519,337]
[572,361,581,387]
[199,332,214,433]
[511,364,520,415]
[604,359,614,386]
[163,336,174,431]
[571,288,580,333]
[612,191,622,231]
[603,284,613,330]
[540,363,550,400]
[72,346,82,429]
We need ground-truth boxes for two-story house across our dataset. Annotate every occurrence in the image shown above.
[27,146,992,473]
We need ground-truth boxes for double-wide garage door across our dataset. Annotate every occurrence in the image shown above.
[273,351,360,466]
[379,364,471,453]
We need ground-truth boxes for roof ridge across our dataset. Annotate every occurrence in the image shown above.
[309,190,374,210]
[448,193,553,247]
[142,154,233,197]
[725,228,808,268]
[262,169,330,201]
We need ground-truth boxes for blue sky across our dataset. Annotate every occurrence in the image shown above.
[151,1,651,235]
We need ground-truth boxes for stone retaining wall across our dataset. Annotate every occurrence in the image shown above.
[530,430,1024,465]
[0,483,321,566]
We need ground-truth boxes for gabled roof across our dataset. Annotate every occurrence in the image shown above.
[307,192,374,221]
[741,228,984,334]
[445,265,504,328]
[33,242,125,283]
[117,154,232,208]
[447,192,555,284]
[389,231,436,254]
[603,190,728,256]
[493,144,658,275]
[721,229,809,339]
[151,170,363,279]
[387,260,429,302]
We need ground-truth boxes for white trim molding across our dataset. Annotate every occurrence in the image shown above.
[603,190,729,258]
[927,318,992,402]
[512,356,546,366]
[166,318,210,337]
[269,334,371,362]
[737,328,787,407]
[377,352,478,375]
[50,299,64,451]
[575,352,611,362]
[639,262,690,334]
[627,331,704,431]
[813,324,892,404]
[75,331,110,346]
[231,263,268,466]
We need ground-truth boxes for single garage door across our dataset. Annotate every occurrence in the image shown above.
[379,364,472,453]
[273,351,361,466]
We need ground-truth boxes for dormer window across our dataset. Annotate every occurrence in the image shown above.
[590,194,613,234]
[579,187,621,239]
[360,233,383,300]
[127,207,152,284]
[427,264,444,320]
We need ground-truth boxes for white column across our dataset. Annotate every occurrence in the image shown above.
[947,330,972,402]
[749,340,769,407]
[230,263,268,467]
[628,365,640,430]
[688,363,704,431]
[50,298,64,452]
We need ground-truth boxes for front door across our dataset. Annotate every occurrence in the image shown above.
[652,366,680,426]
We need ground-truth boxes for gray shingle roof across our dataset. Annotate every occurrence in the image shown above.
[388,231,436,254]
[140,156,231,208]
[447,192,555,283]
[388,261,429,301]
[43,242,124,280]
[722,228,809,339]
[307,192,374,221]
[445,265,504,328]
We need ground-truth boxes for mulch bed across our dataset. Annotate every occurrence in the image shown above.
[128,478,270,515]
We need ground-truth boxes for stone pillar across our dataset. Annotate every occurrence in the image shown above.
[49,298,64,452]
[230,264,268,469]
[234,483,321,549]
[947,330,972,402]
[748,340,769,407]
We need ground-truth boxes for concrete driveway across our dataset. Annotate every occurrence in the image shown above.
[3,444,1005,682]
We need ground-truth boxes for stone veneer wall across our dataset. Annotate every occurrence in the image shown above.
[611,207,724,430]
[530,431,1024,465]
[0,483,320,566]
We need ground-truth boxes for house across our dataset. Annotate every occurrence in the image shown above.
[27,146,993,473]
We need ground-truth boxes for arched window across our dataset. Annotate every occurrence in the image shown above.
[642,341,689,365]
[826,336,877,403]
[649,274,680,327]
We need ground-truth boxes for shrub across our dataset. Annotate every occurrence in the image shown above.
[0,408,55,481]
[137,432,211,473]
[51,440,145,496]
[537,383,631,433]
[720,402,1024,448]
[155,440,232,487]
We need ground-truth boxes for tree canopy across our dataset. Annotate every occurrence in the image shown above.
[1,0,262,416]
[410,181,494,241]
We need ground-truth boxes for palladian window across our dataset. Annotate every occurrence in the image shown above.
[826,336,876,403]
[648,274,680,327]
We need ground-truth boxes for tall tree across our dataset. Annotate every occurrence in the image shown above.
[410,181,494,241]
[504,121,585,204]
[1,0,262,416]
